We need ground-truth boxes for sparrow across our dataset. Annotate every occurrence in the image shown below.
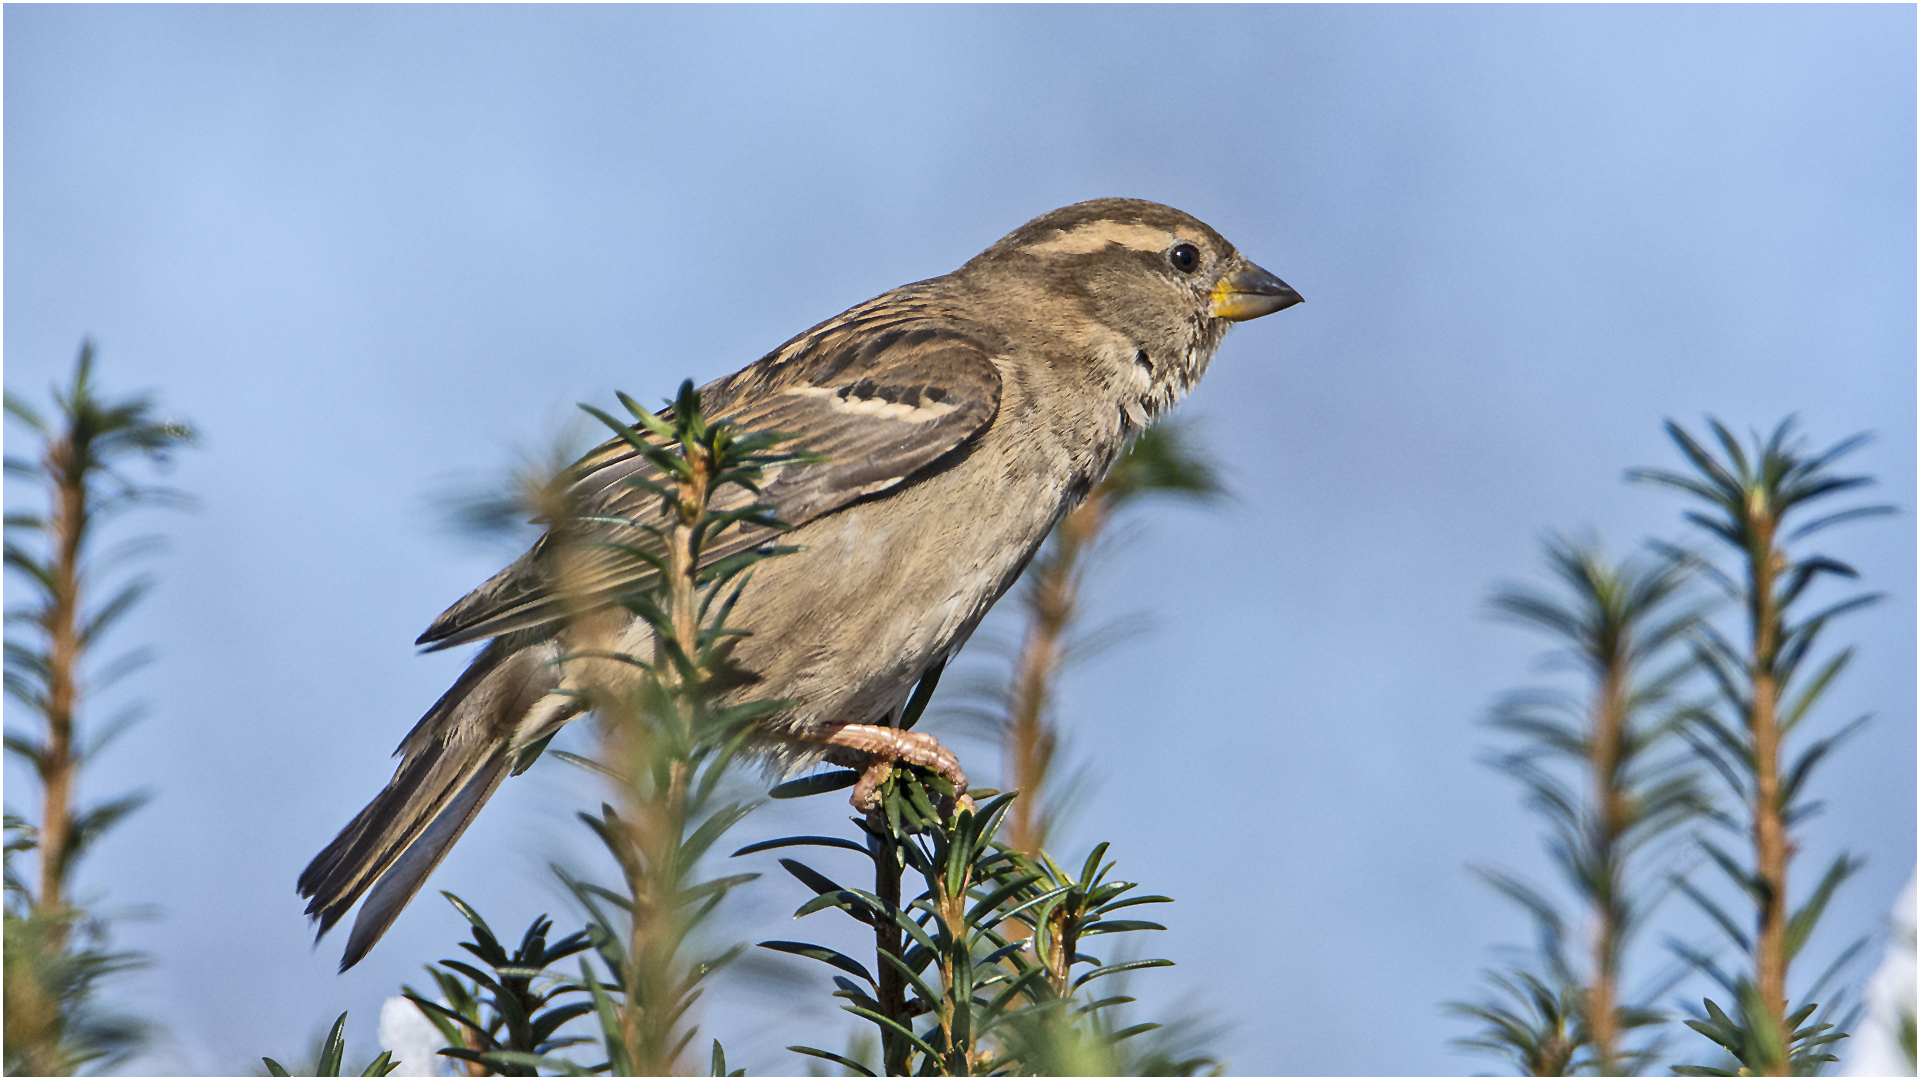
[298,197,1301,970]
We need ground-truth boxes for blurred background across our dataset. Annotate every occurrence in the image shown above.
[4,6,1912,1075]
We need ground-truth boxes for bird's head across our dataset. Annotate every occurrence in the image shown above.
[962,198,1301,425]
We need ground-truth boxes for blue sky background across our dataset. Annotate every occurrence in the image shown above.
[5,6,1913,1075]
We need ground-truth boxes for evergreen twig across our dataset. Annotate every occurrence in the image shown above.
[1632,417,1889,1077]
[3,341,194,1075]
[998,423,1221,857]
[1451,535,1706,1075]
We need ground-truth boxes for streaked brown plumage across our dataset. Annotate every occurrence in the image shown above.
[299,197,1301,970]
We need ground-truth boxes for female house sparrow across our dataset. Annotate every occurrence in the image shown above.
[300,197,1301,969]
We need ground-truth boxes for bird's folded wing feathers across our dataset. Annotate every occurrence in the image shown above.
[415,324,1004,650]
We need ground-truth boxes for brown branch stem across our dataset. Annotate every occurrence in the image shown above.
[1004,493,1104,857]
[1746,494,1790,1075]
[872,824,909,1076]
[1588,663,1627,1073]
[38,428,86,926]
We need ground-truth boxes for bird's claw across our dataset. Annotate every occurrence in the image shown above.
[819,723,970,818]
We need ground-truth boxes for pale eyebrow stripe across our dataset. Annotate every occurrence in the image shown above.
[1025,222,1175,256]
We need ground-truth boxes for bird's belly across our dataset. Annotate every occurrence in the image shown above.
[723,456,1066,746]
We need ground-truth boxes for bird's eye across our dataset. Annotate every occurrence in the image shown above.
[1168,243,1200,274]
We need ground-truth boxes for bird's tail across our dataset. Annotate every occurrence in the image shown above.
[297,637,569,970]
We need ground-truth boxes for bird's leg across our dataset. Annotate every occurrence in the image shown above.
[819,724,970,812]
[813,659,970,814]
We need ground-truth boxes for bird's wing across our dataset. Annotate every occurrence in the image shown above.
[416,323,1004,649]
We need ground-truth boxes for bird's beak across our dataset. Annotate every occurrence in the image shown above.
[1209,261,1304,321]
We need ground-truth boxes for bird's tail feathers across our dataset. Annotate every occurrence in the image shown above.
[336,757,511,970]
[297,638,568,969]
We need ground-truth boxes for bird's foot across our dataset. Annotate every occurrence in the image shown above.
[817,723,972,816]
